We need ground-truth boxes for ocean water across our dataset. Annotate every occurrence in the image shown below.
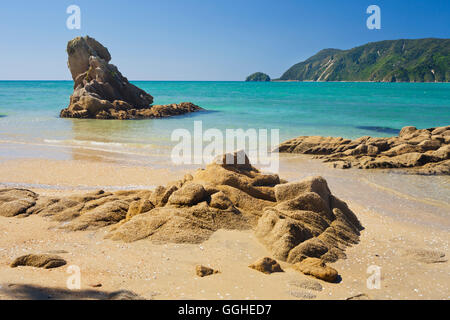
[0,81,449,165]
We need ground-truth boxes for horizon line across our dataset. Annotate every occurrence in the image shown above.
[0,79,248,82]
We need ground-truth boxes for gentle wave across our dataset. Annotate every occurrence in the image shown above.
[0,139,171,160]
[43,139,161,150]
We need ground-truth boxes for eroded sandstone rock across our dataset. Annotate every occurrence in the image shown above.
[278,126,450,175]
[196,265,220,277]
[293,257,338,282]
[255,176,363,263]
[11,254,67,269]
[0,189,38,217]
[0,151,362,271]
[248,257,283,274]
[60,36,202,119]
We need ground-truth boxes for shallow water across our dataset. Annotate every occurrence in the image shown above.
[1,81,449,163]
[277,154,450,231]
[1,81,449,145]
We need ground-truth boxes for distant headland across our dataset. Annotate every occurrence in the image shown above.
[249,38,450,83]
[245,72,271,82]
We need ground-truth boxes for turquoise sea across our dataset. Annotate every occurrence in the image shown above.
[0,81,449,165]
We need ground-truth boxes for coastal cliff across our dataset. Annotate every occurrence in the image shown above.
[279,38,450,82]
[60,36,202,119]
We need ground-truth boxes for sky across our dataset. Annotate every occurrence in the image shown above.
[0,0,449,80]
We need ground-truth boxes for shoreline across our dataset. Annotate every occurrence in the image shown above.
[0,156,448,229]
[0,156,448,300]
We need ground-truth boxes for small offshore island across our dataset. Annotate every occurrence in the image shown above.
[245,72,271,82]
[60,36,202,120]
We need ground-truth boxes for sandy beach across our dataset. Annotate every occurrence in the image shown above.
[0,155,448,300]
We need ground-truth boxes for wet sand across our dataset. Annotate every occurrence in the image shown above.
[0,156,449,300]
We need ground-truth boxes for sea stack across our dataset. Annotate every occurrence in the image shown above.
[60,36,202,119]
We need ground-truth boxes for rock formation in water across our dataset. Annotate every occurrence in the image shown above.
[246,72,271,82]
[278,126,450,175]
[196,265,220,277]
[59,36,202,119]
[0,151,363,276]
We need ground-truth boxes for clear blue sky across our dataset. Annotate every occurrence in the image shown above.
[0,0,449,80]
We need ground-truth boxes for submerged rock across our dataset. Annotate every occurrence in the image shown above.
[288,279,323,291]
[403,248,447,264]
[278,126,450,175]
[60,36,202,120]
[11,254,67,269]
[288,290,316,299]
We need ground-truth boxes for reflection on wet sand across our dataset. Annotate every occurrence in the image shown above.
[66,118,170,165]
[278,154,450,231]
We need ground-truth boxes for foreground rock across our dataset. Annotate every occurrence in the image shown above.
[196,265,220,277]
[0,189,38,217]
[278,126,450,175]
[248,257,283,274]
[11,254,67,269]
[0,151,362,269]
[293,258,338,282]
[255,176,363,263]
[60,36,202,119]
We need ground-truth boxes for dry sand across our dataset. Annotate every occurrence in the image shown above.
[0,157,449,300]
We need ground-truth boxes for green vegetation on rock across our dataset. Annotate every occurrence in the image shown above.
[246,72,271,82]
[279,38,450,82]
